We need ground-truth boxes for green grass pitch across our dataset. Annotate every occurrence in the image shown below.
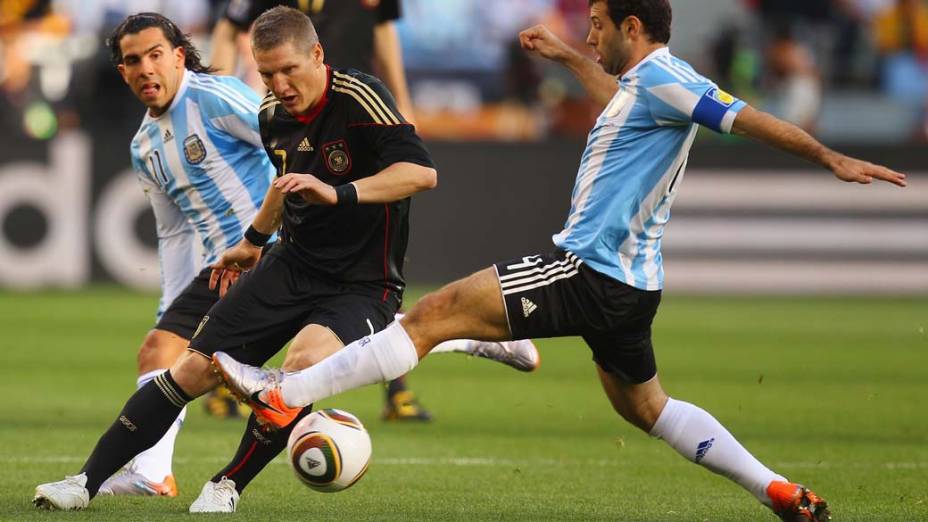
[0,288,926,521]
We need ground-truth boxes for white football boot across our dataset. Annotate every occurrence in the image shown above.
[189,477,239,513]
[98,466,177,496]
[467,339,541,372]
[33,473,90,510]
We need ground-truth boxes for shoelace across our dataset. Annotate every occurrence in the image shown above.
[212,478,236,503]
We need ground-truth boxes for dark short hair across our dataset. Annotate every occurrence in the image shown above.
[591,0,673,44]
[108,12,214,74]
[251,6,319,53]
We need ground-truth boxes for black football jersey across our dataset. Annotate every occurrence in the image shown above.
[223,0,401,72]
[258,67,433,298]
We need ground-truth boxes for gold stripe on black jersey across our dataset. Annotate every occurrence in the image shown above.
[331,83,386,125]
[332,72,401,124]
[332,77,392,124]
[332,71,402,125]
[259,94,280,113]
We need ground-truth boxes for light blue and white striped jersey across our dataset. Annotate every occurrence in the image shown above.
[553,47,746,290]
[130,70,275,316]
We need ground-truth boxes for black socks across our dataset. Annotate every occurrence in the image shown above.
[80,372,191,497]
[211,406,314,493]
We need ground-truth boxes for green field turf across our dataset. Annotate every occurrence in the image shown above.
[0,288,925,521]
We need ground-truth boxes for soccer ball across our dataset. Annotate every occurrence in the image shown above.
[286,409,372,492]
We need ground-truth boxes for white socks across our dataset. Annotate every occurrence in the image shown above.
[130,369,186,482]
[650,398,785,506]
[281,321,420,407]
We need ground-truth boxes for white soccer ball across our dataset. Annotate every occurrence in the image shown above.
[286,409,372,492]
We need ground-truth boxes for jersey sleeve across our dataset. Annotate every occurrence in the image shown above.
[137,174,199,319]
[643,76,746,134]
[222,0,263,30]
[377,0,401,23]
[197,77,264,149]
[338,71,434,169]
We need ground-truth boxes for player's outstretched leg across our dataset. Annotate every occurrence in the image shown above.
[98,330,189,497]
[596,368,830,521]
[33,351,221,510]
[430,338,540,372]
[213,267,511,428]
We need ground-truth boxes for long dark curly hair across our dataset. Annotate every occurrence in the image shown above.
[108,12,215,73]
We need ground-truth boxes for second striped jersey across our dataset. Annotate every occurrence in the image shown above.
[130,69,276,315]
[553,47,746,291]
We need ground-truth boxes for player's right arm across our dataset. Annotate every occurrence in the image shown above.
[137,174,198,318]
[209,18,241,76]
[731,106,907,187]
[519,24,618,108]
[209,184,284,297]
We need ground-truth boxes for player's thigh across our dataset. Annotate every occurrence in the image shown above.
[403,266,511,350]
[188,246,309,364]
[287,289,398,369]
[596,365,668,433]
[283,324,344,370]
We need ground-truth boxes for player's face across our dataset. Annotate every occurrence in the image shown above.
[255,40,326,115]
[587,3,632,76]
[117,27,185,116]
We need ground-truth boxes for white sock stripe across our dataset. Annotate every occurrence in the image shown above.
[502,268,580,295]
[154,374,187,408]
[332,71,401,124]
[499,253,581,282]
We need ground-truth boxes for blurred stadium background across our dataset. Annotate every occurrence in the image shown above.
[0,0,925,295]
[1,2,926,519]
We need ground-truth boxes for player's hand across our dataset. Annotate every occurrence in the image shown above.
[209,241,262,297]
[519,24,572,63]
[827,153,907,187]
[274,173,337,205]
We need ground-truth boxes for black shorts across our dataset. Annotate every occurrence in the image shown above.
[494,249,661,384]
[188,243,399,367]
[155,268,219,340]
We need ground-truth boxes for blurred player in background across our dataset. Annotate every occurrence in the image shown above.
[213,1,906,520]
[33,8,537,512]
[211,0,413,120]
[208,0,426,421]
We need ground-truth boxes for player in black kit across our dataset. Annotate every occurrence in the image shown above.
[32,6,437,513]
[209,0,425,421]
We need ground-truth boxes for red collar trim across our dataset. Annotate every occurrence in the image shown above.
[295,65,331,124]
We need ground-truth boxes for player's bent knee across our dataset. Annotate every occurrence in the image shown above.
[137,329,188,375]
[169,350,221,399]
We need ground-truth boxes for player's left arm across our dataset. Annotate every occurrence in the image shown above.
[274,161,436,205]
[373,21,415,125]
[732,105,907,187]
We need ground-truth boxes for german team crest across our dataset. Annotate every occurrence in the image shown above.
[183,134,207,164]
[323,140,351,175]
